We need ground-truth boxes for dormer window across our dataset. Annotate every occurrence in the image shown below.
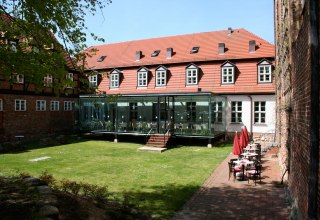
[190,46,199,54]
[151,50,160,57]
[9,40,18,52]
[258,60,272,83]
[14,74,24,84]
[66,72,73,88]
[43,74,53,87]
[137,67,149,87]
[97,55,106,62]
[88,74,98,88]
[186,64,199,85]
[110,69,121,88]
[155,66,168,87]
[221,61,235,84]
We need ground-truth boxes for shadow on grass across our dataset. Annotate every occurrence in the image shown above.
[0,135,91,154]
[110,180,288,219]
[112,183,200,219]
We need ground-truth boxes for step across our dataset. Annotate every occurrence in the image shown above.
[145,144,166,148]
[138,146,167,153]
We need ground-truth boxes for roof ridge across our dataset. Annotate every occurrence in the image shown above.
[88,28,244,48]
[239,28,274,45]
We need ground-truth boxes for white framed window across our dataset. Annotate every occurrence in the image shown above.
[9,40,17,52]
[110,69,121,88]
[212,101,223,123]
[15,99,26,111]
[0,99,3,111]
[43,74,53,87]
[15,74,24,84]
[221,62,235,84]
[50,101,59,111]
[66,72,73,88]
[231,101,242,123]
[64,101,72,111]
[222,67,234,84]
[258,60,272,83]
[186,64,198,85]
[156,66,167,87]
[89,74,98,88]
[137,67,148,87]
[36,100,46,111]
[254,101,266,124]
[110,73,119,88]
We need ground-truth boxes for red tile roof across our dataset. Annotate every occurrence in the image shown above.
[84,28,274,70]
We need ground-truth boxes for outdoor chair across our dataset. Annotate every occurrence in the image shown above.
[228,161,242,181]
[246,164,262,185]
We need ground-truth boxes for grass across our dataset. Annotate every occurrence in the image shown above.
[0,139,232,219]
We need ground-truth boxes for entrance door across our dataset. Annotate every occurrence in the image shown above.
[158,96,174,133]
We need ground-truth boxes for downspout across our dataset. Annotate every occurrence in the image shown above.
[207,94,212,148]
[308,0,319,218]
[248,95,253,139]
[114,98,118,143]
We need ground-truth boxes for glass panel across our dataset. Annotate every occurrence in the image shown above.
[254,113,259,123]
[259,66,264,73]
[265,67,270,73]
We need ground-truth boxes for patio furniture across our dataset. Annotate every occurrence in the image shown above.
[233,159,254,181]
[246,164,262,185]
[228,160,242,181]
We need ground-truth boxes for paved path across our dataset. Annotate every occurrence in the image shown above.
[173,146,289,220]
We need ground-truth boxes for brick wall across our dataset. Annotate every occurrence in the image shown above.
[0,94,77,141]
[290,7,311,218]
[275,0,320,219]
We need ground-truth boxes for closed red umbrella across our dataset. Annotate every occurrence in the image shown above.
[239,129,247,148]
[243,126,250,143]
[232,131,242,155]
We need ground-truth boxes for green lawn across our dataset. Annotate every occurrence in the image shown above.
[0,139,232,219]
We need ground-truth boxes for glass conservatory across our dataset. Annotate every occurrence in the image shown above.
[78,93,226,137]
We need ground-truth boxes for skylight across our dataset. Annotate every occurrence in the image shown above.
[151,50,160,57]
[97,55,107,62]
[190,46,200,54]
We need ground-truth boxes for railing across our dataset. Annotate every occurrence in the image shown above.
[145,127,154,143]
[163,124,172,147]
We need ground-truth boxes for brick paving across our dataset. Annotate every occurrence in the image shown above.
[173,145,289,220]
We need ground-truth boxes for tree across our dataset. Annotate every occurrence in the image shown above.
[0,0,110,92]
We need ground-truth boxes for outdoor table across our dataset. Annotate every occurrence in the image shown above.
[241,152,258,160]
[233,159,254,180]
[243,147,259,153]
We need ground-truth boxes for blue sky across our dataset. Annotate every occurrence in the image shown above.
[84,0,274,46]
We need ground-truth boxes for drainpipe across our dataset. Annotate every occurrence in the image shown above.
[248,95,253,139]
[207,94,212,148]
[308,0,319,218]
[114,99,118,143]
[222,95,227,141]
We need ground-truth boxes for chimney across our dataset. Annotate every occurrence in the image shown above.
[249,40,256,53]
[166,47,173,59]
[135,50,142,61]
[218,43,225,54]
[228,27,233,35]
